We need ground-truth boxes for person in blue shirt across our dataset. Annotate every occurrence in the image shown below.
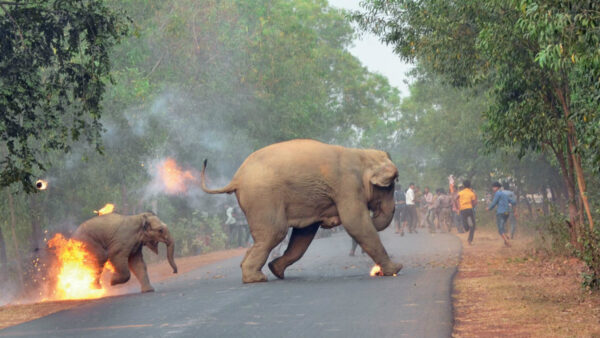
[487,182,516,247]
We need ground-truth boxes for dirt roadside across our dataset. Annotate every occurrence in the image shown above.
[0,247,246,330]
[452,227,600,337]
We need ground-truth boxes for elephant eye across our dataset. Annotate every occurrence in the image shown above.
[158,229,164,234]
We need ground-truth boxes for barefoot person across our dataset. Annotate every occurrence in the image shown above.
[487,182,516,247]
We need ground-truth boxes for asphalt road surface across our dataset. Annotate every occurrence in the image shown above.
[0,226,461,338]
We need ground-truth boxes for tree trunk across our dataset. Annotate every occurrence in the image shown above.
[28,194,43,251]
[542,188,549,217]
[549,140,580,247]
[556,87,594,230]
[120,184,129,215]
[0,225,8,277]
[6,190,25,287]
[524,194,534,219]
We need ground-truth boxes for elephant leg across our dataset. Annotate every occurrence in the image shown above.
[268,223,320,279]
[84,240,107,289]
[109,255,131,286]
[128,250,154,293]
[240,209,288,283]
[338,199,403,276]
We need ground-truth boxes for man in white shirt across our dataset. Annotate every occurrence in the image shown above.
[402,183,418,235]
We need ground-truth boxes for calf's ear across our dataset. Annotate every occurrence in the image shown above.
[141,213,150,231]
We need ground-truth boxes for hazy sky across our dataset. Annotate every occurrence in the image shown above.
[328,0,413,97]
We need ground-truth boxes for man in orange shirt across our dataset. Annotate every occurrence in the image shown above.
[456,180,477,244]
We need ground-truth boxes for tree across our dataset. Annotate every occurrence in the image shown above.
[0,0,128,192]
[353,0,599,235]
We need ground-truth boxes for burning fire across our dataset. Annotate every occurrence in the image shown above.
[158,158,197,194]
[104,260,115,273]
[370,265,383,276]
[46,234,107,300]
[94,203,115,216]
[369,264,397,277]
[35,179,48,190]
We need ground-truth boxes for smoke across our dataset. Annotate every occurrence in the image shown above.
[109,89,249,214]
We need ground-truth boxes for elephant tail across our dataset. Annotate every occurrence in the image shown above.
[200,159,236,194]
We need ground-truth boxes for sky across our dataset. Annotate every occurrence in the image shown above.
[328,0,413,97]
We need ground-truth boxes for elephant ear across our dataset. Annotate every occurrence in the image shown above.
[140,213,158,254]
[369,163,398,187]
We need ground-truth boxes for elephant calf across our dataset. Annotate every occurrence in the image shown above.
[72,212,178,293]
[201,139,403,283]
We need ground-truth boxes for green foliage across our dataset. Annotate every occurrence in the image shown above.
[577,227,600,290]
[534,211,572,256]
[354,0,598,237]
[169,212,227,256]
[0,0,129,191]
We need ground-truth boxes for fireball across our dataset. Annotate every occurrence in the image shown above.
[94,203,115,216]
[370,264,383,276]
[158,158,197,194]
[35,179,48,190]
[46,234,107,300]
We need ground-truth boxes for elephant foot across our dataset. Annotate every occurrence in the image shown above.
[141,286,155,293]
[381,262,403,276]
[111,274,131,286]
[242,271,268,283]
[268,260,285,279]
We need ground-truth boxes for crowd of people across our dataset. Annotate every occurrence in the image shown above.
[391,178,518,247]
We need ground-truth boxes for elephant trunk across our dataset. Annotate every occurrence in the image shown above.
[166,236,178,274]
[371,192,396,232]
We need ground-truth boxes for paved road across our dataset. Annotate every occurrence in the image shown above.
[0,227,461,338]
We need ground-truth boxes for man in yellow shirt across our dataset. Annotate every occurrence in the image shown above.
[456,180,477,244]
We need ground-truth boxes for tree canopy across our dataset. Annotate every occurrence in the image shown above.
[0,0,129,191]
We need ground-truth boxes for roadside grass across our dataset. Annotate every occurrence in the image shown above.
[452,220,600,337]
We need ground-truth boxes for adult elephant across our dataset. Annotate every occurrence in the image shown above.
[72,212,178,292]
[201,139,402,283]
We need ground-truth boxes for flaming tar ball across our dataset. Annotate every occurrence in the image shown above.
[36,179,48,190]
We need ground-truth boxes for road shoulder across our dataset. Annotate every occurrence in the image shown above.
[452,228,600,337]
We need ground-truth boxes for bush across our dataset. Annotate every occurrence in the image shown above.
[533,208,600,290]
[578,227,600,290]
[533,210,572,256]
[169,212,228,257]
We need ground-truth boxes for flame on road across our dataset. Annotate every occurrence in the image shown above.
[46,234,107,300]
[158,158,197,194]
[35,179,48,190]
[94,203,115,216]
[370,265,383,276]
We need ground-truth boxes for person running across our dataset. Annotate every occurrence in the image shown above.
[403,183,418,235]
[488,182,516,247]
[423,187,435,232]
[503,183,518,239]
[436,189,453,232]
[456,180,477,244]
[394,185,405,234]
